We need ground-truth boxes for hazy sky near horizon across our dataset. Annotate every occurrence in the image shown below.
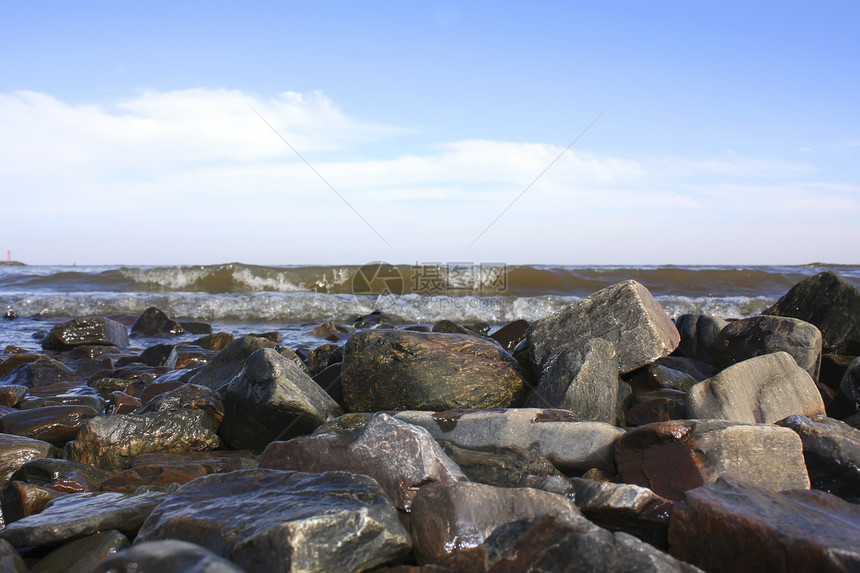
[1,1,858,266]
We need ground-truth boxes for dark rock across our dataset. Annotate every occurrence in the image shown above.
[1,480,69,523]
[714,315,823,380]
[438,440,563,487]
[394,408,624,474]
[342,330,528,412]
[0,434,57,484]
[571,478,674,549]
[655,356,713,380]
[0,538,26,573]
[445,512,702,573]
[136,381,185,405]
[0,489,167,547]
[250,331,281,343]
[353,310,392,328]
[624,363,698,392]
[3,308,17,321]
[136,469,412,572]
[19,393,104,412]
[308,321,351,341]
[764,271,860,354]
[625,396,686,426]
[0,385,27,407]
[30,530,129,573]
[312,362,343,405]
[186,336,278,391]
[193,332,234,351]
[0,405,101,446]
[219,348,343,450]
[615,419,809,501]
[42,318,129,350]
[132,307,184,336]
[669,477,860,573]
[259,413,465,511]
[137,383,224,428]
[66,410,220,471]
[0,353,42,377]
[139,343,175,367]
[0,357,74,388]
[775,414,860,498]
[832,356,860,418]
[179,321,213,335]
[9,458,112,492]
[305,342,340,375]
[100,464,208,493]
[95,540,242,573]
[90,377,134,398]
[527,280,680,376]
[490,319,530,352]
[673,313,727,365]
[431,319,474,335]
[688,352,826,423]
[111,392,142,414]
[166,346,213,370]
[411,480,579,564]
[820,353,856,391]
[130,451,258,473]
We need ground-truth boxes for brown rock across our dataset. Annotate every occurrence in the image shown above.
[0,405,101,446]
[100,464,208,493]
[132,307,184,336]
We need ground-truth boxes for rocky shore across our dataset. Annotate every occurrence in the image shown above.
[0,271,858,572]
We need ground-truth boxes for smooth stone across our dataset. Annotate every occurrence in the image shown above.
[688,352,826,424]
[0,357,74,388]
[179,321,213,335]
[95,540,243,573]
[259,413,465,512]
[167,346,214,370]
[30,530,130,573]
[624,363,698,392]
[342,330,528,412]
[90,377,134,398]
[0,538,26,572]
[775,414,860,498]
[111,392,143,414]
[625,396,686,426]
[489,319,530,352]
[615,419,810,501]
[431,319,475,335]
[9,458,112,492]
[100,464,208,493]
[66,410,220,471]
[525,338,620,424]
[655,356,713,381]
[527,279,680,375]
[673,313,728,365]
[833,356,860,417]
[393,409,624,474]
[0,490,167,547]
[136,469,412,573]
[305,342,340,375]
[42,318,129,350]
[0,405,101,446]
[0,385,27,407]
[308,321,351,341]
[193,332,234,351]
[0,353,43,377]
[18,394,104,412]
[764,271,860,354]
[714,315,823,380]
[820,353,856,390]
[410,480,579,564]
[571,478,674,549]
[312,362,343,406]
[139,343,175,367]
[0,433,57,484]
[137,383,224,428]
[444,512,702,573]
[186,336,278,391]
[1,480,68,523]
[219,348,343,450]
[130,451,259,473]
[136,381,185,405]
[131,307,184,336]
[438,440,563,488]
[669,477,860,573]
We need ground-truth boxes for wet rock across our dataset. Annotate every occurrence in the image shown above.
[9,458,112,492]
[624,363,698,392]
[490,319,530,352]
[139,343,175,367]
[527,279,680,375]
[0,490,167,547]
[30,530,129,573]
[130,451,259,473]
[615,419,810,501]
[673,313,727,365]
[193,332,234,351]
[0,434,57,484]
[42,317,129,350]
[669,477,860,573]
[100,464,208,493]
[571,478,674,549]
[0,385,27,407]
[19,393,104,412]
[775,414,860,498]
[432,319,474,335]
[308,321,351,341]
[305,342,341,375]
[626,395,687,426]
[764,271,860,354]
[180,321,212,335]
[90,377,135,398]
[445,512,702,573]
[0,353,43,377]
[132,307,184,336]
[138,383,224,428]
[136,469,412,572]
[411,480,579,564]
[688,352,826,423]
[312,362,343,405]
[820,353,856,391]
[260,413,465,511]
[186,336,278,391]
[66,410,220,471]
[0,357,74,388]
[342,330,528,412]
[0,405,101,446]
[525,338,620,424]
[832,356,860,418]
[1,480,68,522]
[111,392,142,414]
[0,538,26,573]
[95,540,243,573]
[353,310,392,328]
[714,315,823,380]
[394,408,623,474]
[438,440,563,488]
[219,348,343,450]
[167,345,213,370]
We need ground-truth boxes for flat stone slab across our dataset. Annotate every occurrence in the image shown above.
[669,477,860,572]
[393,408,624,474]
[0,433,58,484]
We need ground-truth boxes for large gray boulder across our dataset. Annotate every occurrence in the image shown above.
[219,348,343,450]
[688,352,826,424]
[342,329,528,412]
[527,280,680,375]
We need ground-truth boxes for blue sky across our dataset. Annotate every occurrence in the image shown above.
[1,1,857,265]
